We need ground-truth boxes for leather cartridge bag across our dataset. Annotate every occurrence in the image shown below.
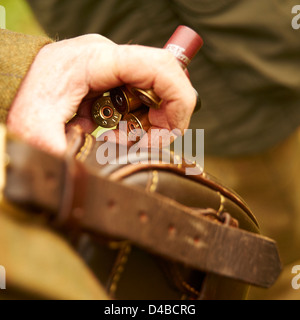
[2,126,282,300]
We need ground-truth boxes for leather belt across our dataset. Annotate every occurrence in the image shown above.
[3,130,282,288]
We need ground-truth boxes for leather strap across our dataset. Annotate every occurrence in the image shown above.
[3,133,282,288]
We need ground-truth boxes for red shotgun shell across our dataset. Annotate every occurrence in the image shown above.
[163,25,203,69]
[130,25,203,109]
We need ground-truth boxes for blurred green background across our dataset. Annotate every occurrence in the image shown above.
[1,0,44,35]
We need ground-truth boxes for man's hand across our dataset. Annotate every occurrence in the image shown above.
[7,34,196,155]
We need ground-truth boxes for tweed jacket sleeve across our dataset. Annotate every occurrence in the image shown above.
[0,29,53,123]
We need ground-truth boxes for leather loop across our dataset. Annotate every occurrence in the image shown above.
[3,131,282,289]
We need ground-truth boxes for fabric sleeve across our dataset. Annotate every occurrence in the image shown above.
[0,29,53,123]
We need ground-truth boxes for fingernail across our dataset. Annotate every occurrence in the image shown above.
[193,88,201,113]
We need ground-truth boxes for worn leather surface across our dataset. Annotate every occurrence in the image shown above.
[3,127,282,299]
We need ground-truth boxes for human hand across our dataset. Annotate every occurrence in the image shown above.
[7,34,196,155]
